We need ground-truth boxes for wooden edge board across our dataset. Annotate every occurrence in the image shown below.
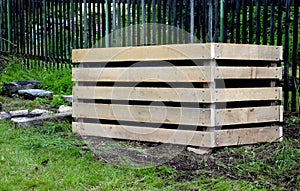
[216,106,281,126]
[214,126,282,147]
[73,103,212,126]
[215,87,282,102]
[73,87,282,103]
[72,122,215,147]
[72,122,282,148]
[72,43,212,63]
[72,43,282,63]
[72,66,212,82]
[73,104,281,126]
[216,67,282,80]
[72,66,282,82]
[280,105,284,122]
[214,44,282,61]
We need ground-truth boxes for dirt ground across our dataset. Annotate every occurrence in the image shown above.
[83,123,300,190]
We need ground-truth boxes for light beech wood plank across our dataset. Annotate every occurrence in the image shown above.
[74,87,281,103]
[73,104,281,126]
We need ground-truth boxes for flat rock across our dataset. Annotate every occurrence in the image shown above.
[187,147,212,155]
[0,112,11,119]
[18,89,52,100]
[62,95,73,104]
[58,105,72,113]
[2,81,41,96]
[11,117,28,123]
[28,109,49,117]
[13,112,72,128]
[9,110,29,118]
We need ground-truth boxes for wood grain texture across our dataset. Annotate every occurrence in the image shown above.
[72,66,281,82]
[216,67,282,80]
[73,104,281,126]
[73,122,282,147]
[72,66,212,82]
[214,43,282,61]
[216,106,281,126]
[72,122,215,147]
[73,103,212,126]
[74,87,281,103]
[72,43,282,63]
[215,126,282,147]
[72,43,212,63]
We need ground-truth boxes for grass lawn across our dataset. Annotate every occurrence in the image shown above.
[0,120,271,191]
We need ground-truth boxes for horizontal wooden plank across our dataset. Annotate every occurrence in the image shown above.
[215,87,282,102]
[73,104,281,126]
[72,66,212,82]
[214,44,282,61]
[74,87,282,103]
[72,43,282,63]
[73,103,212,126]
[72,44,212,63]
[72,122,215,147]
[216,67,282,80]
[72,66,281,83]
[215,126,282,147]
[216,106,282,126]
[72,122,282,147]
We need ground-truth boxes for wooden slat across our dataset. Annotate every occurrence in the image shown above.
[74,87,281,103]
[72,43,282,63]
[214,43,282,61]
[72,122,282,147]
[215,87,282,102]
[72,122,215,147]
[216,106,281,126]
[72,66,281,82]
[73,103,212,126]
[72,43,212,63]
[215,126,282,147]
[72,66,212,82]
[74,86,212,102]
[216,67,282,80]
[73,104,281,126]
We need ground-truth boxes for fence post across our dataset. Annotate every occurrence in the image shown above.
[283,0,290,111]
[83,0,88,48]
[105,0,109,47]
[7,0,11,52]
[292,0,299,112]
[190,0,194,43]
[208,0,212,42]
[220,0,224,42]
[142,0,145,45]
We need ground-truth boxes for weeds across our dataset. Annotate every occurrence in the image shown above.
[50,95,69,108]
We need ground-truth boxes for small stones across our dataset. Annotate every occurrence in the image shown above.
[18,89,52,100]
[2,81,41,96]
[62,95,73,104]
[9,110,29,118]
[28,109,49,117]
[58,105,72,113]
[0,112,11,119]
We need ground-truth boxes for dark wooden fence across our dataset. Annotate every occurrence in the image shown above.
[0,0,299,111]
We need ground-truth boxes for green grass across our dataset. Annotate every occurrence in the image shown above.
[0,120,270,191]
[0,59,73,95]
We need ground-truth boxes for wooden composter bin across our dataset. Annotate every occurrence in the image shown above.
[72,43,283,148]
